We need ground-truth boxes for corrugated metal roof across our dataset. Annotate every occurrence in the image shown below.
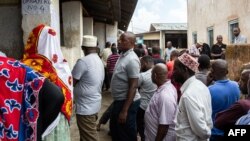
[150,23,187,31]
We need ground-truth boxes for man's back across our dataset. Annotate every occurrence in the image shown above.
[73,53,104,115]
[145,81,177,141]
[101,48,112,66]
[176,76,212,141]
[209,79,240,135]
[138,69,157,110]
[107,53,120,73]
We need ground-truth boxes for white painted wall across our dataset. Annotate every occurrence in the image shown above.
[106,21,118,45]
[83,17,93,36]
[94,22,106,50]
[61,1,83,69]
[187,0,250,47]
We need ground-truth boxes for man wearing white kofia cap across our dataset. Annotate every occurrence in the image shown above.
[172,53,212,141]
[72,35,104,141]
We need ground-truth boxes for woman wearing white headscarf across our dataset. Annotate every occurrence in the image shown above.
[22,24,73,141]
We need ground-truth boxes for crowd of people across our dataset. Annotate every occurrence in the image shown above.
[93,27,250,141]
[0,24,249,141]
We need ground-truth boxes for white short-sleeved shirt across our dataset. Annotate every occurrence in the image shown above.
[234,34,247,44]
[144,81,177,141]
[72,53,104,115]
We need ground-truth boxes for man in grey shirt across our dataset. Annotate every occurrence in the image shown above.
[233,27,247,44]
[110,32,141,141]
[137,55,157,141]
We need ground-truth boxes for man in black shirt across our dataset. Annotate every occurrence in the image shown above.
[211,35,227,59]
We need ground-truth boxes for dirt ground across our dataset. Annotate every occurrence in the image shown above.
[70,91,112,141]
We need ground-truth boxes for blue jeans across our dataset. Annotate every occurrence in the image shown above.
[110,100,140,141]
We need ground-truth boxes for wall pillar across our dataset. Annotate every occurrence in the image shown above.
[160,31,166,58]
[106,21,118,45]
[94,22,106,50]
[83,17,93,35]
[61,1,83,69]
[22,0,60,44]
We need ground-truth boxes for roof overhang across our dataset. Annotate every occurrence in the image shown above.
[80,0,138,31]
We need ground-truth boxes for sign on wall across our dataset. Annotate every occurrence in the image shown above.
[22,0,50,14]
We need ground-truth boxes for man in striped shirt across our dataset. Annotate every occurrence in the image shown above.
[107,46,120,81]
[144,64,178,141]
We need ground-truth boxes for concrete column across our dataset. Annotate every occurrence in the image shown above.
[61,1,83,69]
[106,21,118,45]
[22,0,60,44]
[94,22,106,50]
[83,17,93,35]
[160,31,166,58]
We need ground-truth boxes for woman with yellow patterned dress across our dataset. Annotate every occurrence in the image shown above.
[22,24,73,141]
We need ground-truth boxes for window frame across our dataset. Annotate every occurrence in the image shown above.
[207,26,214,47]
[228,19,239,44]
[192,31,197,44]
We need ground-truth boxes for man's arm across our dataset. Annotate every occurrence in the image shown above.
[118,58,140,124]
[72,59,86,87]
[155,125,169,141]
[184,97,211,140]
[190,54,200,58]
[211,53,222,58]
[118,78,138,124]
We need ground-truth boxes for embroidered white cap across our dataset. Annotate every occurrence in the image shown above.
[178,53,199,73]
[82,35,97,47]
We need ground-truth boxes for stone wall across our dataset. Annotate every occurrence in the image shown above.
[226,44,250,81]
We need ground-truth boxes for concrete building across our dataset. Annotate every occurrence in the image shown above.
[136,23,187,57]
[187,0,250,47]
[0,0,137,69]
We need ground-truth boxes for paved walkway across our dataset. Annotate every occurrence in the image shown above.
[70,91,112,141]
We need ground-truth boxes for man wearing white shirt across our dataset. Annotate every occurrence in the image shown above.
[233,27,247,44]
[173,53,213,141]
[165,41,176,61]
